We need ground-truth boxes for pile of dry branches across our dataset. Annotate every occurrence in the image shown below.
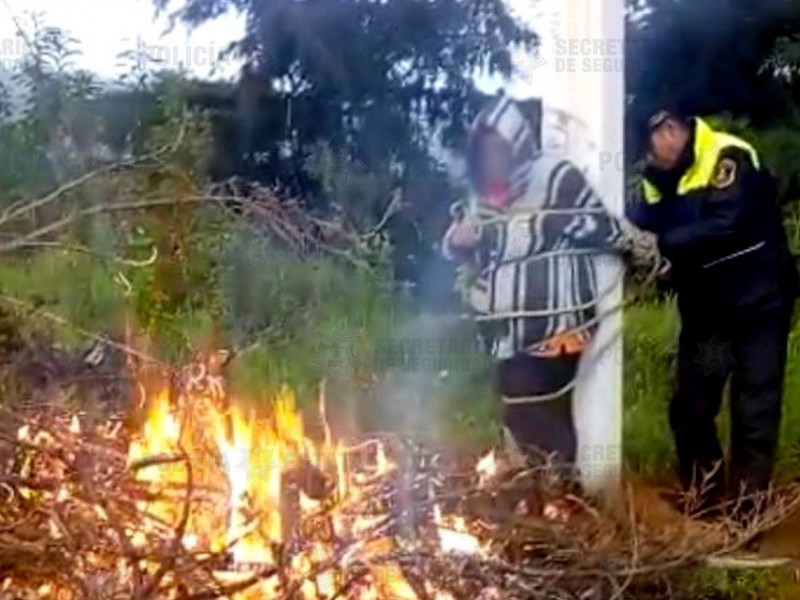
[209,179,401,267]
[0,116,399,271]
[0,402,798,600]
[0,405,231,600]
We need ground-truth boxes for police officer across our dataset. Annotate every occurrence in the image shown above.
[628,109,798,513]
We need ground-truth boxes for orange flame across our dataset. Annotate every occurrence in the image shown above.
[126,373,453,599]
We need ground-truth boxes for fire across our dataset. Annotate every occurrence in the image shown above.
[476,450,497,484]
[1,347,546,600]
[215,405,278,564]
[123,370,484,599]
[433,505,482,555]
[127,389,189,546]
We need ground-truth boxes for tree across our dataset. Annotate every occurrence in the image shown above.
[0,14,108,197]
[151,0,536,296]
[626,0,800,156]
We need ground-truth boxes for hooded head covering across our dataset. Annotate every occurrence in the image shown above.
[466,93,539,208]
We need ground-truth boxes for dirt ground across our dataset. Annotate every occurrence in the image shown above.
[625,474,800,556]
[757,509,800,559]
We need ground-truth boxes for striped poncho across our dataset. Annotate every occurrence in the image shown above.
[444,94,647,360]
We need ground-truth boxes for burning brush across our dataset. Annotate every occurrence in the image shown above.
[0,362,799,600]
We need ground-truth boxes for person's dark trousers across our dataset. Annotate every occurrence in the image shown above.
[494,353,581,468]
[670,301,793,507]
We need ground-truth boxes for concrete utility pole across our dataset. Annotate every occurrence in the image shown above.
[532,0,626,498]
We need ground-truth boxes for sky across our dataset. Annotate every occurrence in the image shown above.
[0,0,246,80]
[0,0,548,96]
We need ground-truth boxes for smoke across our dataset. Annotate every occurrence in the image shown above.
[367,311,492,443]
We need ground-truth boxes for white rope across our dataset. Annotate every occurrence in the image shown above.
[452,205,663,405]
[501,378,577,405]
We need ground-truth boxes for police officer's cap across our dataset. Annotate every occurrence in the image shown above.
[647,107,689,132]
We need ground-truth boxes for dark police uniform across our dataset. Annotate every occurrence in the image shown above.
[628,116,798,501]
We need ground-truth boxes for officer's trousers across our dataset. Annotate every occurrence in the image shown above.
[495,353,580,471]
[671,303,793,501]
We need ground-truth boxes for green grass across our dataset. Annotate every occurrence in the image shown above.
[623,299,681,474]
[681,568,784,600]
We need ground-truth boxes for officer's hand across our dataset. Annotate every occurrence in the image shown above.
[621,220,659,268]
[448,220,482,249]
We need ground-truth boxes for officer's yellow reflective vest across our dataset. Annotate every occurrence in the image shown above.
[642,118,760,204]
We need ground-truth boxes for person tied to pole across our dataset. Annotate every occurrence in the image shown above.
[441,92,661,488]
[627,108,799,518]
